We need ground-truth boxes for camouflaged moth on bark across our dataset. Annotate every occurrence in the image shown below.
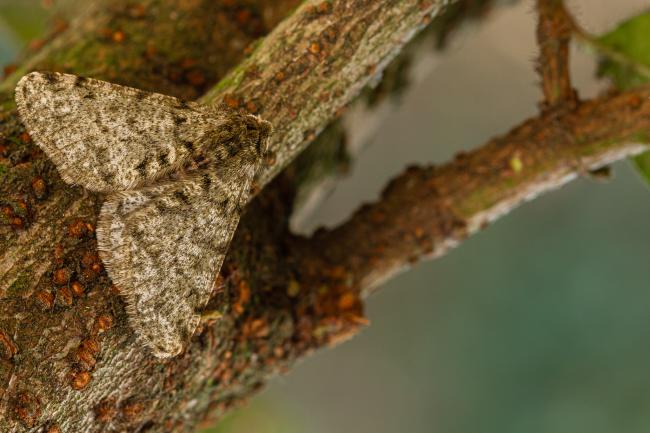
[15,71,272,358]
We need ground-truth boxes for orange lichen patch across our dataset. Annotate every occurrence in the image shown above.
[95,399,117,423]
[75,349,96,370]
[128,4,146,18]
[35,289,55,310]
[0,329,18,359]
[51,18,69,34]
[233,280,251,315]
[179,58,197,69]
[19,132,31,144]
[12,392,41,428]
[243,317,269,339]
[112,31,126,43]
[337,292,357,311]
[67,219,90,238]
[56,286,74,307]
[185,70,206,87]
[81,338,100,356]
[305,0,333,16]
[10,217,24,229]
[245,100,258,114]
[81,251,103,277]
[53,244,65,262]
[93,314,114,335]
[317,1,332,14]
[274,70,286,83]
[273,346,285,359]
[70,281,84,297]
[52,268,70,286]
[3,63,17,78]
[45,424,61,433]
[235,9,252,26]
[308,41,321,55]
[28,38,45,51]
[122,400,145,421]
[223,94,241,109]
[145,42,157,59]
[76,338,100,370]
[70,371,92,390]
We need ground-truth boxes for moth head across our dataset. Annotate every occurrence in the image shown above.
[241,114,272,161]
[208,113,272,172]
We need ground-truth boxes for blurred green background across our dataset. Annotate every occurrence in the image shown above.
[3,1,650,432]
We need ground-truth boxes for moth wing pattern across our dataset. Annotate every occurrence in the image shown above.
[97,157,258,358]
[15,71,235,192]
[16,70,273,358]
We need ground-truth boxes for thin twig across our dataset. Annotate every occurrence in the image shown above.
[536,0,576,109]
[301,86,650,294]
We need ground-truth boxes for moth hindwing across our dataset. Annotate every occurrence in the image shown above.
[16,71,272,357]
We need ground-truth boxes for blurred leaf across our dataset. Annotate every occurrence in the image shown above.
[597,10,650,90]
[633,153,650,186]
[0,3,49,42]
[596,10,650,189]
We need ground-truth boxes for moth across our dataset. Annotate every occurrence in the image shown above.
[15,71,272,358]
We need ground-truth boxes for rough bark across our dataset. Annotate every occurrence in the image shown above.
[2,0,646,432]
[0,1,450,432]
[304,88,650,294]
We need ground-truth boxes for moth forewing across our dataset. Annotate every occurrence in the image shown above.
[15,71,239,192]
[16,71,272,358]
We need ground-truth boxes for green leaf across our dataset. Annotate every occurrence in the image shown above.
[596,11,650,188]
[597,11,650,90]
[633,153,650,185]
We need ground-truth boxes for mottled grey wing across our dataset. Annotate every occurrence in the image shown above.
[15,71,229,192]
[97,157,256,358]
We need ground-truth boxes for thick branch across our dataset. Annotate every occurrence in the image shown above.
[201,0,446,187]
[304,87,650,293]
[0,1,452,432]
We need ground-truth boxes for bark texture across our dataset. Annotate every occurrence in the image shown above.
[0,1,450,432]
[1,0,647,432]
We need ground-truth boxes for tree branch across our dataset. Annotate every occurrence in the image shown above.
[300,87,650,294]
[0,1,453,432]
[536,0,576,109]
[202,0,447,187]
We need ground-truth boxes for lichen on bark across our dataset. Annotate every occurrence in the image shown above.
[0,0,452,432]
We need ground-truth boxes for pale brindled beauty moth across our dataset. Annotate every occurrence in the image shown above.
[15,71,272,358]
